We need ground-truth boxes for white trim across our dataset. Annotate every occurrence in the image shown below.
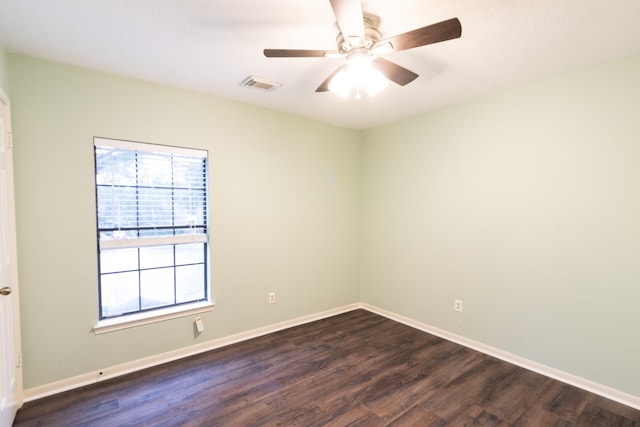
[24,302,640,411]
[25,304,360,402]
[0,88,24,415]
[360,303,640,411]
[99,233,206,250]
[93,301,215,334]
[94,137,207,158]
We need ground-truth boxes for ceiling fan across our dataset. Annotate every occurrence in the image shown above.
[263,0,462,96]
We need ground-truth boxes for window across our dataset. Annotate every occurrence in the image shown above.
[94,137,209,321]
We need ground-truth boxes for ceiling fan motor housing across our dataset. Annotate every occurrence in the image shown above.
[336,13,382,53]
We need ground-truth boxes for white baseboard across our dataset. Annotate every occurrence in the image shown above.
[23,303,359,402]
[361,303,640,411]
[24,302,640,411]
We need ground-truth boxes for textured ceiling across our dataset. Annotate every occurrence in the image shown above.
[1,0,640,129]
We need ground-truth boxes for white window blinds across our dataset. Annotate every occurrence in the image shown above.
[94,138,208,249]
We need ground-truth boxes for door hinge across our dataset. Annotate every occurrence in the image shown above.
[16,351,22,368]
[6,132,13,149]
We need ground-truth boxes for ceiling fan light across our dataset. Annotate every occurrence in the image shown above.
[347,55,388,97]
[363,69,388,97]
[328,54,389,99]
[328,70,352,98]
[348,54,373,76]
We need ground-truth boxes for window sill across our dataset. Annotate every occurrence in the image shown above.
[93,301,215,335]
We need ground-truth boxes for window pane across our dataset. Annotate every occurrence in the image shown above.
[137,187,174,228]
[100,230,138,241]
[139,245,174,269]
[96,185,138,230]
[140,267,175,310]
[173,188,207,226]
[173,156,206,188]
[138,152,173,187]
[101,271,140,317]
[174,227,206,236]
[100,248,139,273]
[176,264,205,303]
[175,243,204,265]
[95,148,137,186]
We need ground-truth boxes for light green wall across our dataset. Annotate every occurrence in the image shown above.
[360,53,640,396]
[8,54,361,389]
[8,49,640,398]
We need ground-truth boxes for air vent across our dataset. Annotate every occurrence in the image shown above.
[240,75,281,91]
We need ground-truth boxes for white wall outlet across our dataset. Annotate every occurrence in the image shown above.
[195,316,204,332]
[454,299,463,312]
[268,292,276,304]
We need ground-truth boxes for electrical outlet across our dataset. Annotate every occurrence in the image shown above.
[268,292,276,304]
[454,299,463,312]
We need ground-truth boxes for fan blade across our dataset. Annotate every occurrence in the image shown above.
[377,17,462,52]
[264,49,340,58]
[329,0,364,43]
[372,58,418,86]
[316,65,347,92]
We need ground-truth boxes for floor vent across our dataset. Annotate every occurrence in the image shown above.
[240,75,281,91]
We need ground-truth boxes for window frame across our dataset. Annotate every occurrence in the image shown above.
[92,137,213,334]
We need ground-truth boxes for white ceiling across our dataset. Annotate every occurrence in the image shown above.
[1,0,639,129]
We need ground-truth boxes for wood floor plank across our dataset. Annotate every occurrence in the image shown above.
[13,310,640,426]
[450,405,509,426]
[576,401,639,427]
[386,403,448,427]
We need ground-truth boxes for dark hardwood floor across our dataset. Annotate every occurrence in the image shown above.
[14,309,640,426]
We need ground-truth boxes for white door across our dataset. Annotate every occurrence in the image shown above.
[0,91,22,427]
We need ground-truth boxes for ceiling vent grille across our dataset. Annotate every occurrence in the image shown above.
[240,75,281,91]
